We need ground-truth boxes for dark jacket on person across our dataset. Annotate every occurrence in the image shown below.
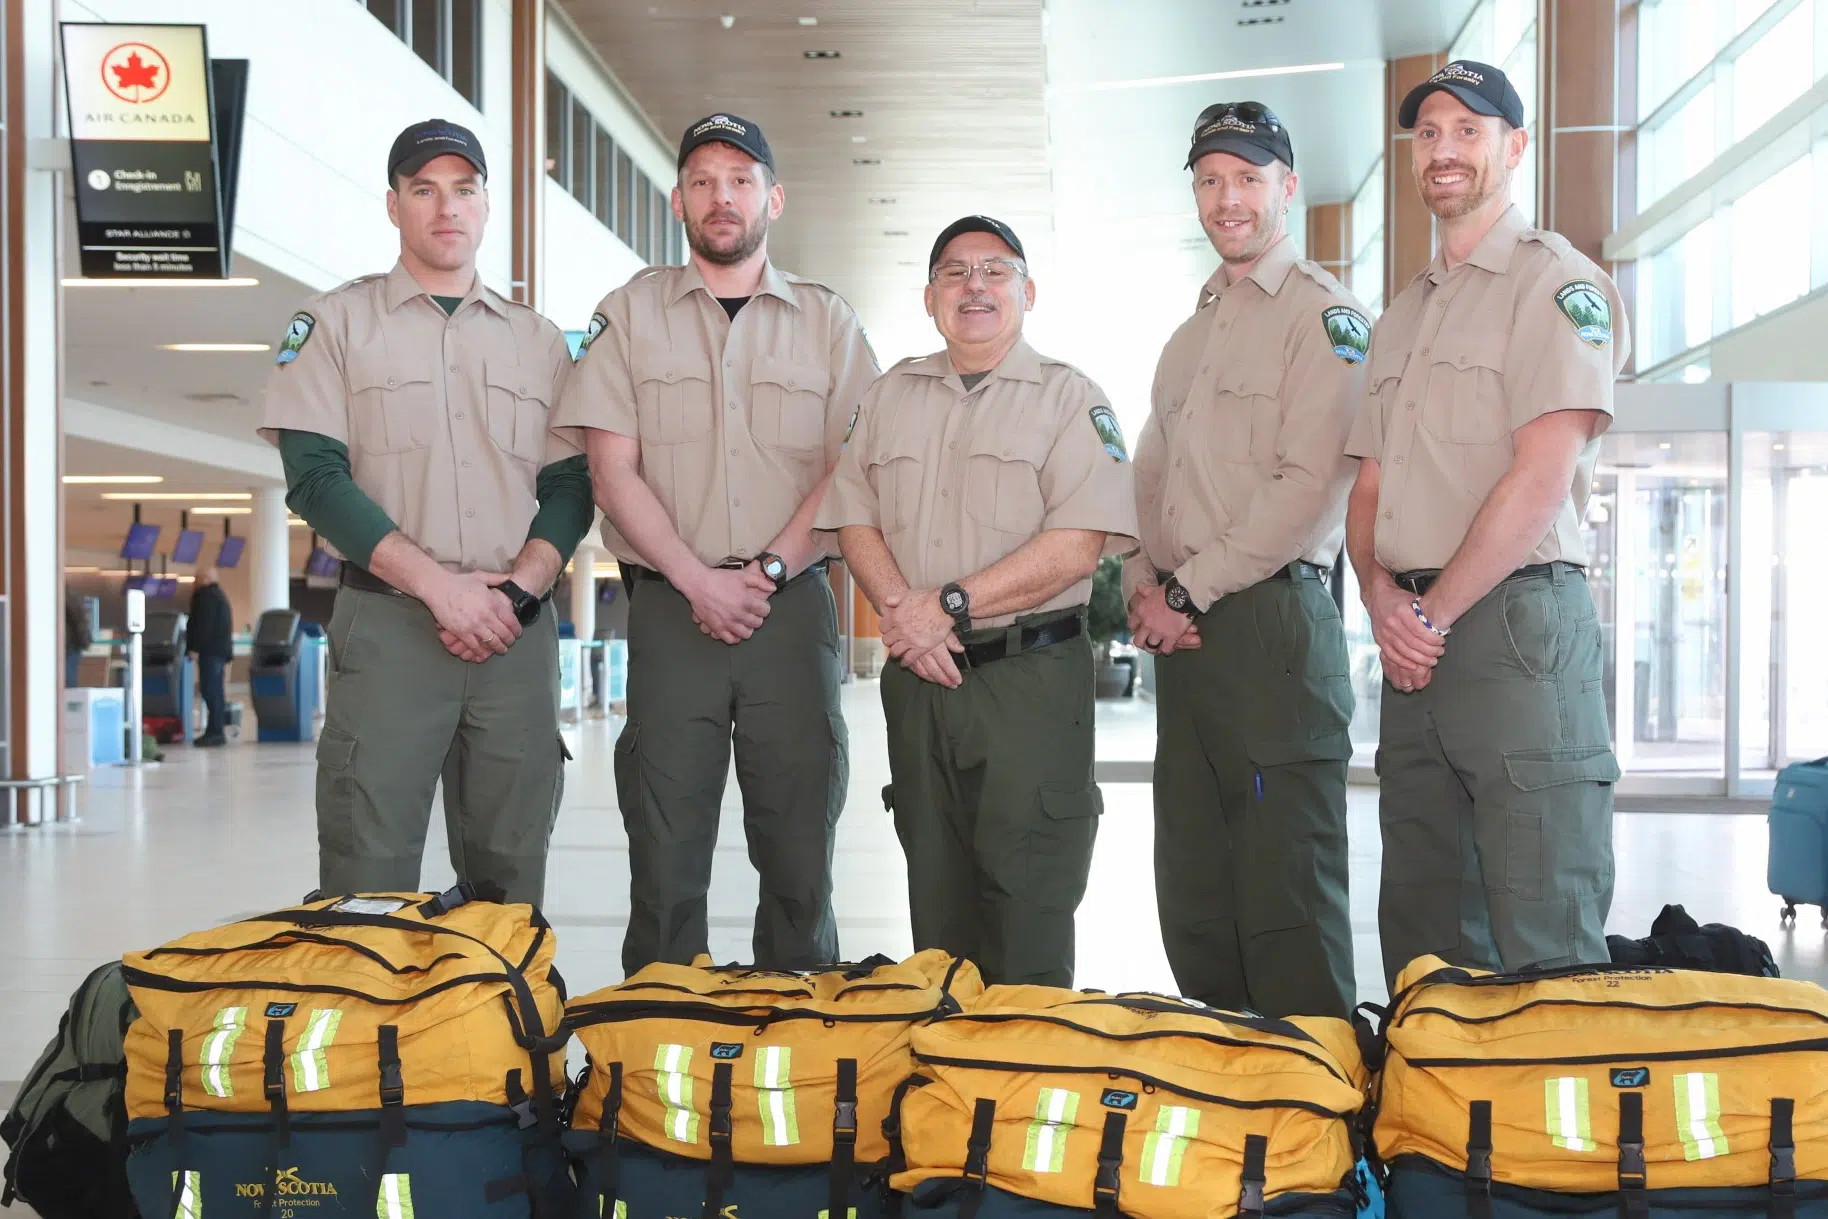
[185,583,234,659]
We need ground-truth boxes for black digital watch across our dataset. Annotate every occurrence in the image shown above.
[498,579,541,626]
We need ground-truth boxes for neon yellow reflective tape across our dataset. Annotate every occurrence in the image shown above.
[1543,1077,1593,1152]
[200,1007,246,1099]
[754,1045,800,1147]
[1139,1105,1201,1187]
[655,1044,699,1144]
[289,1008,342,1093]
[1674,1072,1728,1161]
[377,1172,414,1219]
[169,1170,201,1219]
[1021,1088,1079,1174]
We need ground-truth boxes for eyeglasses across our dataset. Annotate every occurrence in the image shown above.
[1196,101,1283,133]
[930,258,1027,286]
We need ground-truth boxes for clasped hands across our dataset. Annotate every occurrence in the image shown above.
[1127,583,1202,656]
[880,588,967,689]
[1365,576,1449,693]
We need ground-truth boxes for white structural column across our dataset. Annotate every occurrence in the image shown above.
[12,1,66,781]
[248,487,291,617]
[569,541,598,642]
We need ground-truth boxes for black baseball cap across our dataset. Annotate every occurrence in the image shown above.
[677,113,776,175]
[387,119,487,185]
[928,215,1026,272]
[1399,60,1525,129]
[1185,102,1294,171]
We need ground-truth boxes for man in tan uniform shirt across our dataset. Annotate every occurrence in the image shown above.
[261,120,594,905]
[1344,62,1628,988]
[551,114,878,973]
[819,216,1137,986]
[1125,104,1365,1019]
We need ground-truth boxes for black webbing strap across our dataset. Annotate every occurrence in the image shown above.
[258,1019,288,1219]
[880,1074,927,1219]
[598,1062,625,1219]
[1238,1134,1268,1217]
[416,879,506,918]
[1618,1092,1648,1219]
[377,1026,405,1146]
[830,1058,860,1219]
[701,1061,735,1219]
[958,1098,996,1219]
[1465,1100,1493,1219]
[1770,1098,1797,1219]
[1093,1112,1127,1219]
[165,1029,187,1219]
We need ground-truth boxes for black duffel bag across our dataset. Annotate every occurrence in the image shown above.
[1606,903,1779,977]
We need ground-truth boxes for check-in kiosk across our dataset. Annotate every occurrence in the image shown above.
[139,609,192,742]
[250,609,319,742]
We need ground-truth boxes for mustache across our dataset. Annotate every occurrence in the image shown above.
[697,208,744,227]
[954,293,997,310]
[1422,159,1476,178]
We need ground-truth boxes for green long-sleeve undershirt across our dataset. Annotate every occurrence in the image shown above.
[276,429,594,570]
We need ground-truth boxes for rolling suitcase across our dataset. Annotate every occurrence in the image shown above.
[1768,756,1828,926]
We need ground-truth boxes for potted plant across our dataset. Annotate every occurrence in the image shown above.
[1088,555,1136,698]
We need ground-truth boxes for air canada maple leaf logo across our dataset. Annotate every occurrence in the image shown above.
[101,42,170,104]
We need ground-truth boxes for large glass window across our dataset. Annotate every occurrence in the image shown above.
[1733,0,1813,140]
[1349,158,1385,315]
[545,73,568,192]
[1729,154,1811,328]
[570,96,595,213]
[547,71,666,261]
[595,129,617,230]
[1638,218,1715,369]
[1449,0,1540,223]
[366,0,480,109]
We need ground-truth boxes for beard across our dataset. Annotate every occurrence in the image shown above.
[686,206,770,266]
[1419,156,1506,220]
[1205,208,1282,264]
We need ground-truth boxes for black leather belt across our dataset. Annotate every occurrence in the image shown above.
[628,559,829,592]
[339,561,551,606]
[1393,561,1583,597]
[1155,560,1328,590]
[959,614,1082,670]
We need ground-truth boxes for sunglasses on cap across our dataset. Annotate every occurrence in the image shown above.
[1197,101,1283,133]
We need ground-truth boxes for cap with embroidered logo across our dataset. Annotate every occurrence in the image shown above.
[387,119,487,186]
[677,112,776,174]
[928,215,1026,273]
[1398,59,1525,129]
[1185,101,1294,171]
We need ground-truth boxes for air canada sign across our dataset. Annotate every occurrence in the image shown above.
[60,23,227,277]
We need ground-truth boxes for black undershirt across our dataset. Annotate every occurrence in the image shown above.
[717,296,751,320]
[431,294,464,316]
[959,370,991,391]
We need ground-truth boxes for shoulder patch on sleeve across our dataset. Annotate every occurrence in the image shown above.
[1088,404,1128,462]
[275,312,315,366]
[1321,305,1371,365]
[1553,280,1612,349]
[842,405,860,446]
[577,311,608,359]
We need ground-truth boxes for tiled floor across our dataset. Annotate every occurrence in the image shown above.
[1,681,1821,1163]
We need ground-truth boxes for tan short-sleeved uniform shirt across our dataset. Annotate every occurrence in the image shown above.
[258,260,577,574]
[1345,205,1629,574]
[1123,236,1369,612]
[817,339,1140,629]
[549,260,879,567]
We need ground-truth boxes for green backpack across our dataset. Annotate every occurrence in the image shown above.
[1,959,140,1218]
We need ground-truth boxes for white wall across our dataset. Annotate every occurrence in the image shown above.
[1707,292,1828,381]
[544,185,647,333]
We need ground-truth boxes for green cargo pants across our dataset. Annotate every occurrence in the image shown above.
[1376,563,1619,991]
[879,609,1101,988]
[1152,565,1356,1019]
[316,585,565,905]
[615,569,848,975]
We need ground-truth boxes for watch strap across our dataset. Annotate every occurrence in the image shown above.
[757,552,788,591]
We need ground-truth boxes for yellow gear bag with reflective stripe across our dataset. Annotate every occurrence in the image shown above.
[567,951,981,1165]
[891,985,1368,1219]
[1372,955,1828,1203]
[120,889,568,1120]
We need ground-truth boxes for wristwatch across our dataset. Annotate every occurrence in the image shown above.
[497,579,541,627]
[1163,576,1196,617]
[939,582,972,633]
[757,551,788,593]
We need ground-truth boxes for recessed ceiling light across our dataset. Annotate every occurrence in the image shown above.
[189,506,252,515]
[883,230,909,237]
[100,492,253,501]
[829,109,863,118]
[1774,443,1787,451]
[1658,442,1672,450]
[852,157,880,166]
[162,343,271,353]
[869,197,897,204]
[804,50,839,59]
[64,475,164,485]
[62,277,260,287]
[798,16,818,25]
[719,14,735,29]
[288,517,310,528]
[851,135,867,143]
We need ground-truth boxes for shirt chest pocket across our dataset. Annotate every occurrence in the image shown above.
[867,439,924,535]
[633,352,714,445]
[1420,335,1509,445]
[964,432,1048,535]
[1209,362,1284,463]
[484,362,549,465]
[347,350,437,455]
[750,357,828,452]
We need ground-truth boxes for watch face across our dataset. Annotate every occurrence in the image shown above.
[1165,582,1191,612]
[942,588,967,615]
[763,557,785,581]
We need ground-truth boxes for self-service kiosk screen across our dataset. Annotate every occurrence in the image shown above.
[216,536,246,568]
[171,529,205,564]
[255,614,297,650]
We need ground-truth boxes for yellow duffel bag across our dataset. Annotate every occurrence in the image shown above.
[892,986,1369,1219]
[1371,955,1828,1217]
[565,951,982,1219]
[119,887,572,1218]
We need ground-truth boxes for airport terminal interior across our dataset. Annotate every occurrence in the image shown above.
[6,1,1828,1206]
